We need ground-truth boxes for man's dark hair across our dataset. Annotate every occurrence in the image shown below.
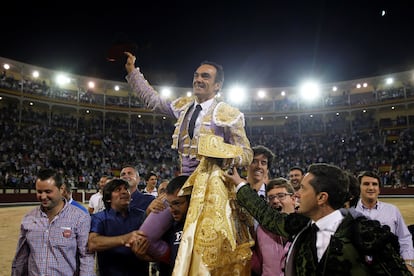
[357,171,382,186]
[37,168,64,189]
[200,60,224,84]
[103,178,129,209]
[307,163,349,209]
[289,166,304,175]
[145,171,157,182]
[62,183,72,193]
[345,171,360,207]
[252,145,275,169]
[166,175,190,203]
[266,177,294,194]
[166,175,189,195]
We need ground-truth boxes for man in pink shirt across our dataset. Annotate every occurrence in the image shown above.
[252,178,296,276]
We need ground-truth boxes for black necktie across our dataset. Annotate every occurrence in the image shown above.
[310,223,319,261]
[188,104,202,139]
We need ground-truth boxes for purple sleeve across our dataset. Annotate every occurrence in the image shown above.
[139,207,174,258]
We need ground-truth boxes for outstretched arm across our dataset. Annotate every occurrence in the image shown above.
[224,167,290,237]
[124,52,178,117]
[138,207,173,259]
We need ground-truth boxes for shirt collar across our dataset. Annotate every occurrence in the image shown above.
[314,209,344,232]
[358,199,379,209]
[108,207,130,216]
[195,98,214,111]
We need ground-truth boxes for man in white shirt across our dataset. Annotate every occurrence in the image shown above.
[247,145,275,198]
[88,175,108,214]
[143,171,158,197]
[354,170,414,273]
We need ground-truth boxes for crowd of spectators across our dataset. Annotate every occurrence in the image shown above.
[0,104,179,190]
[1,104,413,191]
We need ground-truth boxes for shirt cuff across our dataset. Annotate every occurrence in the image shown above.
[236,181,248,192]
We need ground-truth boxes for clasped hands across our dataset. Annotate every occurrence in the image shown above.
[124,230,152,260]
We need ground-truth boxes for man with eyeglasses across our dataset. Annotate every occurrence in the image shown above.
[252,178,296,276]
[133,175,190,276]
[163,175,190,274]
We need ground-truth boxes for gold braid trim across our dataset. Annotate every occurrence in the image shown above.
[171,97,194,112]
[213,102,244,127]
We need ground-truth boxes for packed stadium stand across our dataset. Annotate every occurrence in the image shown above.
[1,56,414,203]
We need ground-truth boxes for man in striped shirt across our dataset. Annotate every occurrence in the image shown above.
[11,168,95,276]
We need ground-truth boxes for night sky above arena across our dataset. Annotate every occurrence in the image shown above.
[2,1,413,88]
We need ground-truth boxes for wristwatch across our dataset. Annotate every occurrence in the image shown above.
[405,260,414,267]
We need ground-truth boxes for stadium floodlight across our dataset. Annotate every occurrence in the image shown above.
[299,80,320,102]
[32,71,39,78]
[186,91,192,97]
[55,74,71,86]
[227,85,247,105]
[257,90,266,99]
[386,77,394,85]
[161,87,172,98]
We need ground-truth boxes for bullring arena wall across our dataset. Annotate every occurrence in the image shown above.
[0,189,95,206]
[1,187,413,207]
